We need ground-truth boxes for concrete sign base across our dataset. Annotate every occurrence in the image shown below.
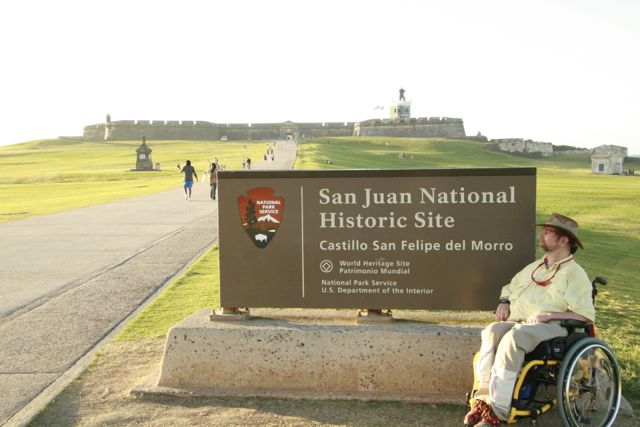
[136,309,482,403]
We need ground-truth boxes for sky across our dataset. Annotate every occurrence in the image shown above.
[1,0,639,154]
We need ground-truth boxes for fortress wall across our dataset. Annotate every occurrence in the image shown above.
[554,149,592,156]
[224,123,254,129]
[85,122,221,140]
[251,123,283,128]
[426,117,464,124]
[83,124,105,140]
[249,128,281,139]
[493,139,553,157]
[324,122,352,128]
[222,123,281,129]
[83,118,465,141]
[222,123,282,140]
[297,126,352,138]
[221,124,353,140]
[321,127,352,137]
[223,127,280,140]
[358,122,466,138]
[295,123,325,128]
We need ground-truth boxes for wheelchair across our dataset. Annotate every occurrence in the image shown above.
[467,277,622,426]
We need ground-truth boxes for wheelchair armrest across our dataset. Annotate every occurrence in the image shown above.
[561,319,595,337]
[560,319,591,329]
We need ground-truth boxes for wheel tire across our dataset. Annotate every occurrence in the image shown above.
[556,337,621,427]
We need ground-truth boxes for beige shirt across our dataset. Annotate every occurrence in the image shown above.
[499,255,595,322]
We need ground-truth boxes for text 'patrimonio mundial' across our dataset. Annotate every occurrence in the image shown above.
[318,186,516,229]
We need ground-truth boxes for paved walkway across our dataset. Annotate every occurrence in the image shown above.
[0,141,297,426]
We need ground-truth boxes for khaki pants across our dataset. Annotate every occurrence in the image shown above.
[474,321,567,420]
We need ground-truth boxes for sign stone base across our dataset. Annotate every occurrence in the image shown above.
[135,309,483,403]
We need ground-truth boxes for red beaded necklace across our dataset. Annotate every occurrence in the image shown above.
[531,257,573,286]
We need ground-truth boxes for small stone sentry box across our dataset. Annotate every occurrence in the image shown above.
[135,137,154,171]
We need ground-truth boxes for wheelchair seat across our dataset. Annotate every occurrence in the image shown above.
[524,320,592,362]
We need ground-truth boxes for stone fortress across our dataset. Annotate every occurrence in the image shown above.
[83,90,466,142]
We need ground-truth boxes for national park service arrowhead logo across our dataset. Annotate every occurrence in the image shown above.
[237,187,285,248]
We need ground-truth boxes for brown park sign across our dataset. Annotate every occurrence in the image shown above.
[218,168,536,310]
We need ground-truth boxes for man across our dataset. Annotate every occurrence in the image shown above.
[465,213,595,427]
[180,160,198,201]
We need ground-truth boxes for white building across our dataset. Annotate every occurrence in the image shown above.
[591,145,627,175]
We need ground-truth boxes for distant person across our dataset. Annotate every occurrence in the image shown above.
[208,162,218,200]
[179,160,198,201]
[246,157,251,170]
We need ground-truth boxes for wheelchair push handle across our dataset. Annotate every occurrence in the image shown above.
[591,276,607,303]
[593,276,607,286]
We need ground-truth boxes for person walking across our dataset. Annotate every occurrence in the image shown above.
[246,157,251,170]
[179,160,198,201]
[208,162,218,200]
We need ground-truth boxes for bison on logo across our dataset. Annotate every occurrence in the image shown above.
[237,187,285,248]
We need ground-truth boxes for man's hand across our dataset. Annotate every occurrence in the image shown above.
[527,312,551,324]
[496,303,510,321]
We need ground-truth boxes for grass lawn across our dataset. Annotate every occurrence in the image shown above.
[0,138,267,223]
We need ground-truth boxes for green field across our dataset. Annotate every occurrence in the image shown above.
[4,136,640,406]
[0,138,266,222]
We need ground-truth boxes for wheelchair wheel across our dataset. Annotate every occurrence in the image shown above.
[556,337,621,427]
